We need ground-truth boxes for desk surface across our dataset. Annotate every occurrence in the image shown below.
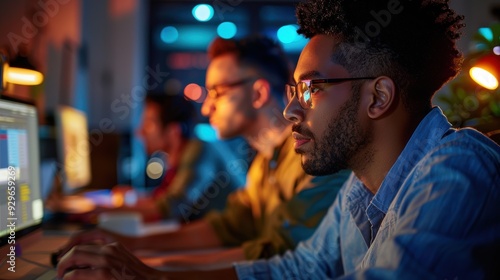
[135,247,229,271]
[1,230,230,278]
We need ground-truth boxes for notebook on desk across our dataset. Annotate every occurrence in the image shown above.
[0,98,65,280]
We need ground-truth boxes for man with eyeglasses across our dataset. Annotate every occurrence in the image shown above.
[55,35,350,278]
[231,0,500,279]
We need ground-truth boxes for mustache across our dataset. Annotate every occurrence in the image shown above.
[292,124,314,139]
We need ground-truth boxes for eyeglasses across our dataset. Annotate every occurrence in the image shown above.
[286,77,375,109]
[206,77,257,100]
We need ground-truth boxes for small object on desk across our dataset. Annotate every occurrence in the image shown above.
[51,251,59,268]
[98,212,180,237]
[57,195,96,213]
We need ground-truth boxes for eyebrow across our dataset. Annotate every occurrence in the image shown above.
[295,70,323,83]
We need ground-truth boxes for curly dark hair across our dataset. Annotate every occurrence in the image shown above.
[296,0,465,112]
[207,35,292,105]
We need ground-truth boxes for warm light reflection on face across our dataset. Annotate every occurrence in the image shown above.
[284,35,371,175]
[137,102,166,155]
[201,54,257,139]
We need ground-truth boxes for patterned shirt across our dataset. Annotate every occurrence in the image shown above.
[156,138,251,221]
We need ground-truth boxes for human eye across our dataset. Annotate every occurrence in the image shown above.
[207,88,218,99]
[309,85,321,94]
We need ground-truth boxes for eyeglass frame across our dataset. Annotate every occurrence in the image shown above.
[286,77,376,109]
[206,77,258,100]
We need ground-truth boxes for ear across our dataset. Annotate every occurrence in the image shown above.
[366,76,396,119]
[251,78,272,109]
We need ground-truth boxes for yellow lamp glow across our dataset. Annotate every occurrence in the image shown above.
[6,66,44,85]
[469,53,500,90]
[469,66,498,90]
[1,60,7,90]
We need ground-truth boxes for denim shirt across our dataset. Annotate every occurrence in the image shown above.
[235,107,500,279]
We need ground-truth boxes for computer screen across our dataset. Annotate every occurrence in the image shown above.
[0,98,44,248]
[55,105,92,194]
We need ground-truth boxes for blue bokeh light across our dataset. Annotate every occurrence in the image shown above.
[217,22,237,39]
[192,4,214,22]
[194,123,218,142]
[479,27,493,42]
[160,26,179,44]
[277,24,299,44]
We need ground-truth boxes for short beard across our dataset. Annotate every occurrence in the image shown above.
[302,88,370,176]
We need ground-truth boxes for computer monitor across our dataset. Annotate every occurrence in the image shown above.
[0,98,44,249]
[55,105,92,194]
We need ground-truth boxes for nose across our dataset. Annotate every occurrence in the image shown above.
[201,94,215,117]
[283,96,304,123]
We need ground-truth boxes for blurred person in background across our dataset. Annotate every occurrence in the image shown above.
[103,92,251,222]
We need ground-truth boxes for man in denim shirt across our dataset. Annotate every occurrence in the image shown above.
[235,0,500,279]
[55,0,500,278]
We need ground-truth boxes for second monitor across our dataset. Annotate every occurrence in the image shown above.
[55,105,92,194]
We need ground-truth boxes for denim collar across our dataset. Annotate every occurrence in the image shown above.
[371,107,453,214]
